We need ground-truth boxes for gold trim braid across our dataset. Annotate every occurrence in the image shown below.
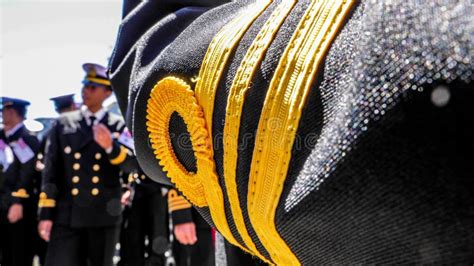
[146,77,245,251]
[147,77,208,207]
[168,193,192,212]
[110,145,129,165]
[194,0,272,151]
[11,188,29,199]
[85,77,111,86]
[247,0,356,265]
[223,0,296,263]
[191,0,272,255]
[38,192,56,208]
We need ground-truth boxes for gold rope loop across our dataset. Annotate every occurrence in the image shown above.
[146,77,209,207]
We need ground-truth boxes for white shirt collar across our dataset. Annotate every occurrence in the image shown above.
[81,106,107,126]
[5,123,24,137]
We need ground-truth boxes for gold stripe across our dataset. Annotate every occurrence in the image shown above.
[169,200,192,209]
[247,0,356,264]
[169,200,192,207]
[223,0,296,262]
[169,197,191,204]
[169,201,191,208]
[11,188,30,198]
[85,77,111,86]
[192,0,272,254]
[169,203,193,212]
[194,0,271,149]
[38,198,56,208]
[110,146,128,165]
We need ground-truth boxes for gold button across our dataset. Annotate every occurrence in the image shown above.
[37,153,44,160]
[128,176,134,183]
[92,176,99,183]
[73,163,80,170]
[64,146,71,154]
[93,164,100,171]
[91,188,99,196]
[72,176,80,183]
[74,153,81,159]
[133,173,139,178]
[141,174,146,180]
[95,153,102,160]
[71,188,79,196]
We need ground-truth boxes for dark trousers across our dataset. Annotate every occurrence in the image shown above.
[118,190,169,266]
[173,228,214,266]
[45,224,119,266]
[1,220,35,266]
[0,204,36,266]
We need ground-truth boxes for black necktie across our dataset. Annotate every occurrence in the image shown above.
[90,116,96,127]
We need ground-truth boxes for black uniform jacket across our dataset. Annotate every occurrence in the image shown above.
[39,110,136,228]
[109,0,474,264]
[0,125,39,212]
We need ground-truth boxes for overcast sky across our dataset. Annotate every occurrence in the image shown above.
[1,0,123,119]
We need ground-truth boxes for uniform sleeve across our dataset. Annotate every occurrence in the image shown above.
[10,134,40,205]
[168,188,193,225]
[108,125,138,173]
[38,123,60,220]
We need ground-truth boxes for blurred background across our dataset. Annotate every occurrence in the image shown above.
[1,0,122,137]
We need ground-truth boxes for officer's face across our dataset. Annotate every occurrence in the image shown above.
[81,85,112,108]
[2,107,16,127]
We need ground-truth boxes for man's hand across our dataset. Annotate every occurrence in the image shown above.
[121,189,132,206]
[36,160,45,171]
[93,124,113,150]
[174,222,197,245]
[7,203,23,223]
[38,220,53,242]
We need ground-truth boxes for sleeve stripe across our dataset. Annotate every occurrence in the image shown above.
[11,188,30,198]
[110,146,128,165]
[38,199,56,208]
[169,202,192,212]
[168,197,192,204]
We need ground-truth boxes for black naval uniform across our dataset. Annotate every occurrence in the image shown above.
[118,171,170,266]
[168,189,214,266]
[39,109,136,266]
[0,124,40,266]
[109,0,474,264]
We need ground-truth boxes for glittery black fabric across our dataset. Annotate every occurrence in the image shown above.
[110,0,474,263]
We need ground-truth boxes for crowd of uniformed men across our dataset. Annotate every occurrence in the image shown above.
[0,63,233,266]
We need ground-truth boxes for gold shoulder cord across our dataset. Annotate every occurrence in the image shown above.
[247,0,356,265]
[223,0,296,263]
[147,0,271,253]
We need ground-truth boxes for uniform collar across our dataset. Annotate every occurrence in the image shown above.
[5,122,24,138]
[81,106,107,126]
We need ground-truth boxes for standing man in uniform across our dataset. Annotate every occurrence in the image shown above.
[118,170,171,266]
[37,63,136,266]
[168,189,215,266]
[0,97,40,266]
[34,93,78,266]
[36,93,78,171]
